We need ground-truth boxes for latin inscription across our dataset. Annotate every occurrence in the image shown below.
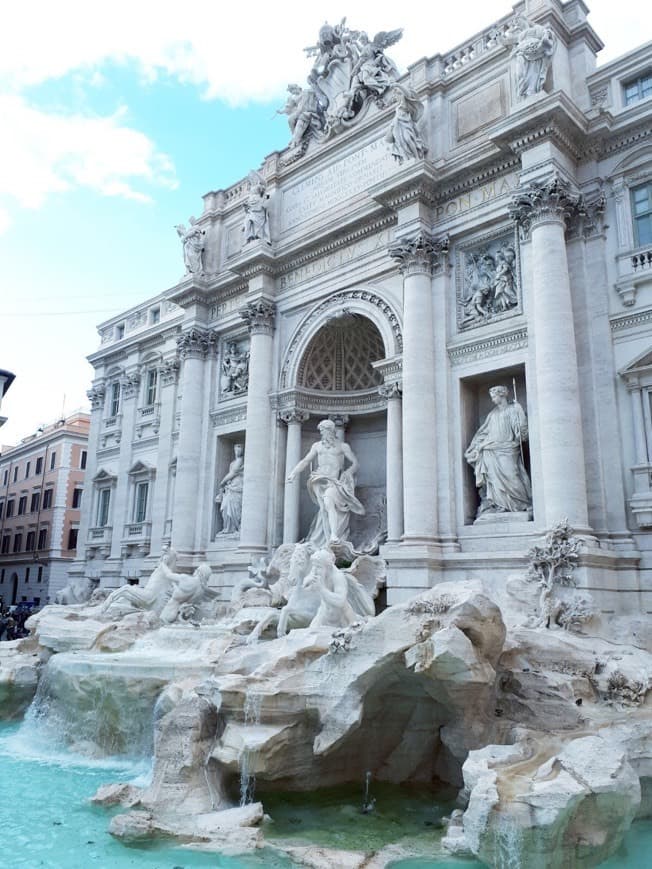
[434,174,517,222]
[279,229,391,290]
[281,140,395,231]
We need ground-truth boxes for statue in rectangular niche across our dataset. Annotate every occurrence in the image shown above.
[459,237,518,329]
[465,385,532,519]
[216,443,244,534]
[220,340,250,397]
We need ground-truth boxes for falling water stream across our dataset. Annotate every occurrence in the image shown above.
[239,689,263,806]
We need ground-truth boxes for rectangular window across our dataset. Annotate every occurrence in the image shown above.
[18,496,27,515]
[72,488,83,509]
[35,457,43,475]
[25,461,30,478]
[150,306,160,325]
[2,470,7,486]
[67,528,79,550]
[13,467,18,482]
[30,492,40,513]
[145,369,158,406]
[37,528,48,550]
[13,534,22,553]
[50,452,56,470]
[97,488,111,527]
[80,450,87,470]
[38,566,43,582]
[116,323,125,340]
[1,536,10,554]
[110,381,121,417]
[632,182,652,248]
[25,567,30,582]
[26,531,35,551]
[42,489,53,509]
[0,569,4,582]
[624,71,652,106]
[6,500,14,518]
[134,482,149,523]
[0,501,3,519]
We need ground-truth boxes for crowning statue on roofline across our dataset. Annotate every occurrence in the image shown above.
[278,18,403,159]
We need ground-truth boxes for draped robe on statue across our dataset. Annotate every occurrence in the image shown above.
[465,401,532,515]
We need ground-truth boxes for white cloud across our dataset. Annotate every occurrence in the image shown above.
[0,96,177,222]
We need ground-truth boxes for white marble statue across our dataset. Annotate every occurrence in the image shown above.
[220,342,249,395]
[304,549,376,629]
[501,16,556,98]
[100,548,187,618]
[160,563,214,624]
[287,419,365,546]
[278,84,323,150]
[175,218,205,274]
[465,385,532,517]
[385,85,427,163]
[216,444,244,534]
[55,575,98,605]
[242,171,271,246]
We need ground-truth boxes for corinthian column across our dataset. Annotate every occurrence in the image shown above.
[379,383,403,542]
[389,232,448,541]
[238,299,276,552]
[280,409,309,543]
[172,329,214,556]
[510,174,589,529]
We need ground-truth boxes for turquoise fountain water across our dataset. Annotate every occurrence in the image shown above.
[2,715,651,868]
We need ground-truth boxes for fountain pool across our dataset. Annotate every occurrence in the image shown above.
[3,716,652,868]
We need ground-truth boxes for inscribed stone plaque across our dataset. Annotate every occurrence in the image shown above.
[281,139,396,232]
[456,80,506,140]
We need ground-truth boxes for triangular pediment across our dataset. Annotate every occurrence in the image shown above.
[92,467,117,483]
[127,460,156,477]
[620,348,652,376]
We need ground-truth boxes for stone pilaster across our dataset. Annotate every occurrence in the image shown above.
[389,231,447,542]
[171,329,215,557]
[72,382,105,567]
[149,356,180,556]
[510,174,590,529]
[626,377,648,466]
[280,409,309,543]
[379,383,403,543]
[108,369,141,560]
[238,299,276,552]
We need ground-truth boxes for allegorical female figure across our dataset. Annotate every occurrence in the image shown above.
[465,385,532,517]
[216,443,245,534]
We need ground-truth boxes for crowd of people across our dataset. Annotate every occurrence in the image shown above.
[0,601,41,641]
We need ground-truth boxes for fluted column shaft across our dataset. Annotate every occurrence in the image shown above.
[281,410,309,543]
[380,384,403,541]
[172,330,212,555]
[627,380,648,465]
[239,300,276,551]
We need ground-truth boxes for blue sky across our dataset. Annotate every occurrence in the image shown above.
[0,0,647,446]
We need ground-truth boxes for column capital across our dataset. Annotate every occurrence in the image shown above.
[86,383,106,410]
[279,409,310,425]
[239,299,276,335]
[623,373,642,393]
[509,173,583,239]
[389,231,449,276]
[176,328,217,359]
[379,382,403,400]
[120,371,141,399]
[159,358,180,386]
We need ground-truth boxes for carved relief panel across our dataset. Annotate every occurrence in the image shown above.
[219,336,250,400]
[456,229,521,332]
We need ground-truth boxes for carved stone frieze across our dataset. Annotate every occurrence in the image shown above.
[457,230,521,330]
[210,407,248,428]
[220,337,250,398]
[448,327,528,366]
[239,299,276,336]
[176,328,216,359]
[389,232,449,276]
[87,384,106,411]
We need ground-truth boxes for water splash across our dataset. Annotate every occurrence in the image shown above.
[239,689,263,806]
[493,817,523,869]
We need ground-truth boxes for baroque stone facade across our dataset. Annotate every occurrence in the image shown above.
[70,1,652,615]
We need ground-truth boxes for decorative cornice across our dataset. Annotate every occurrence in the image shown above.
[509,174,582,240]
[210,406,248,428]
[509,122,584,163]
[239,299,276,335]
[275,387,386,416]
[448,327,528,366]
[388,231,449,276]
[610,306,652,334]
[176,328,217,359]
[279,409,310,425]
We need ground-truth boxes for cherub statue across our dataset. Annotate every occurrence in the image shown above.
[242,171,271,246]
[175,217,205,274]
